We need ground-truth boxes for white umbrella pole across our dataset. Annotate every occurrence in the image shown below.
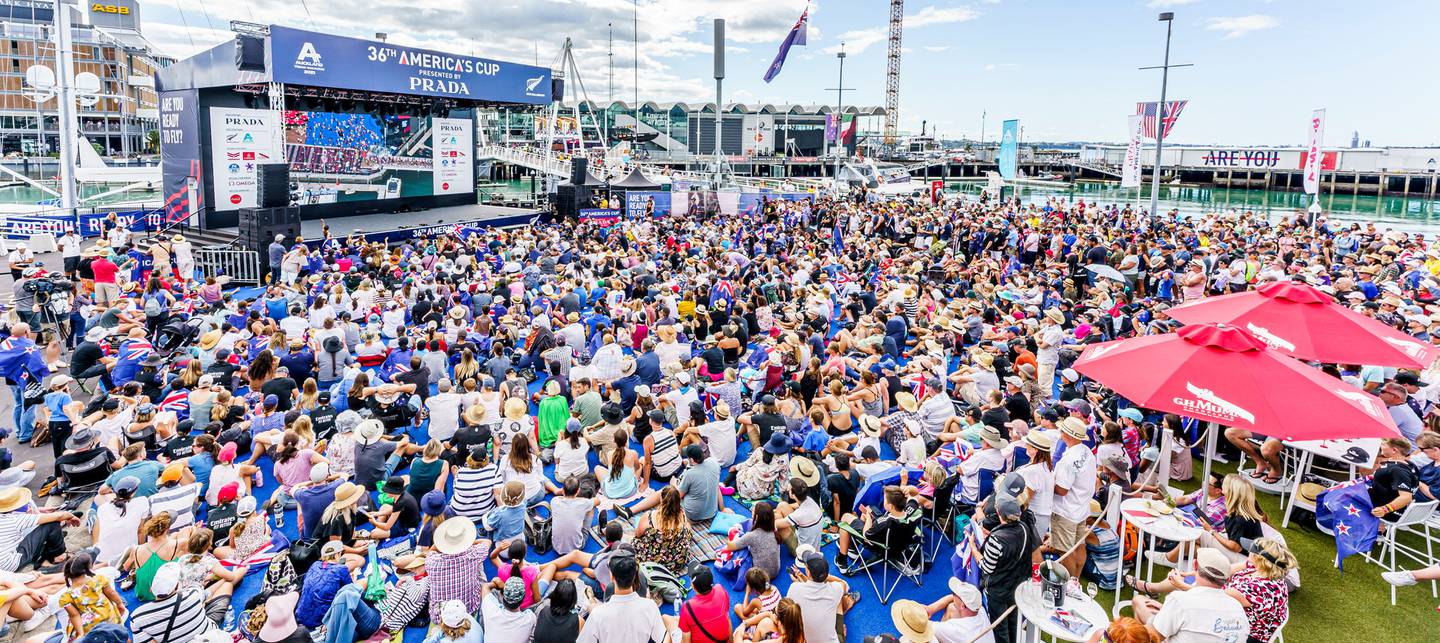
[1200,422,1218,498]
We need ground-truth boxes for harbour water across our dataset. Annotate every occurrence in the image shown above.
[947,180,1440,233]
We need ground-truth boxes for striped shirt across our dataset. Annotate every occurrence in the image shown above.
[649,430,682,478]
[0,513,38,571]
[129,589,216,643]
[450,464,500,519]
[380,576,429,632]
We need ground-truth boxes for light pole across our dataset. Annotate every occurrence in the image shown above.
[825,44,853,182]
[1141,12,1191,218]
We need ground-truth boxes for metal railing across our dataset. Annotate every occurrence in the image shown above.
[194,247,263,284]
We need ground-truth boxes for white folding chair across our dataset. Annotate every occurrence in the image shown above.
[1408,503,1440,598]
[1368,499,1439,605]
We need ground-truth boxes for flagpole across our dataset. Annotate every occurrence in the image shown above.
[1147,13,1174,220]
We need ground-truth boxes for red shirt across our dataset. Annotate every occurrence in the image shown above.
[91,257,118,284]
[678,587,731,643]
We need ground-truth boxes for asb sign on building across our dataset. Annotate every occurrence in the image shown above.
[269,26,551,105]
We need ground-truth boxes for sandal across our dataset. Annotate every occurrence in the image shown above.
[1124,574,1153,596]
[1247,470,1267,479]
[1262,474,1283,484]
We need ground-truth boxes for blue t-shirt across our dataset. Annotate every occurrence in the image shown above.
[106,460,163,497]
[485,504,526,542]
[44,391,74,423]
[295,479,343,539]
[188,453,214,494]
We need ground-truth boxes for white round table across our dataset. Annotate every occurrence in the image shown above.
[1014,579,1110,642]
[1112,497,1204,616]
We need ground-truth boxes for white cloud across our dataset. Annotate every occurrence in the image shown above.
[1147,0,1202,8]
[984,63,1016,71]
[822,3,981,54]
[922,45,952,53]
[1205,15,1280,39]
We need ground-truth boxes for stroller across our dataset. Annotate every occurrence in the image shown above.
[155,316,206,354]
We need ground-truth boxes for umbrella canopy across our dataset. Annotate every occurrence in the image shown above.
[1073,322,1399,441]
[1085,263,1127,283]
[1166,280,1439,369]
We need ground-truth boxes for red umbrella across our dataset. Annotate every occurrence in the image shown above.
[1165,280,1438,369]
[1073,323,1399,441]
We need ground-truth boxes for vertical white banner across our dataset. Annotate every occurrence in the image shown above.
[1121,114,1143,188]
[209,107,281,211]
[431,117,474,195]
[1303,108,1326,196]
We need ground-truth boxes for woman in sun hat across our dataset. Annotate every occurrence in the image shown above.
[736,432,792,501]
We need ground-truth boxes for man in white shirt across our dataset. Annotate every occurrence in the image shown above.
[480,577,537,642]
[922,579,994,643]
[577,555,667,643]
[662,372,700,426]
[1134,548,1250,643]
[425,379,463,442]
[693,403,739,468]
[1036,309,1066,402]
[786,549,857,643]
[58,229,82,278]
[1050,417,1097,578]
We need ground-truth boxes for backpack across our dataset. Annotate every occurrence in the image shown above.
[262,549,300,594]
[144,294,162,317]
[525,501,552,554]
[639,561,686,605]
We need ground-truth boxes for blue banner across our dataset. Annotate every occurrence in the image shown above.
[1,209,158,239]
[268,26,552,105]
[625,192,672,218]
[999,119,1018,181]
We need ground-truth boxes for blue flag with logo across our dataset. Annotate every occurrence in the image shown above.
[998,119,1019,180]
[763,9,808,83]
[1315,476,1378,570]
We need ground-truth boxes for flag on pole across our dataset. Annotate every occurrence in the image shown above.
[1121,114,1144,188]
[1135,101,1188,139]
[998,119,1019,180]
[1304,108,1326,196]
[824,114,839,142]
[841,114,858,144]
[763,8,808,83]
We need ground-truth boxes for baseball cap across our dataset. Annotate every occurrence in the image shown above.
[1197,548,1235,582]
[1396,371,1428,387]
[994,493,1023,520]
[440,600,470,628]
[310,462,331,483]
[997,471,1027,498]
[501,576,526,609]
[264,394,279,407]
[114,476,140,495]
[947,578,983,611]
[150,562,184,596]
[1118,407,1144,422]
[320,540,345,559]
[216,481,240,504]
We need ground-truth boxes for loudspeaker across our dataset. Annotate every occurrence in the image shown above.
[553,185,587,219]
[550,78,564,102]
[570,157,587,186]
[236,35,266,72]
[239,207,302,254]
[257,164,290,208]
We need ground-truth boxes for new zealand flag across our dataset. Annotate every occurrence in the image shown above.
[1315,475,1378,570]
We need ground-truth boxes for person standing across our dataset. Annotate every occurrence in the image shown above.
[267,234,286,285]
[979,493,1036,643]
[58,228,82,279]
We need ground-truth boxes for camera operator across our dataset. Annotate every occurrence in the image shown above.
[14,267,74,331]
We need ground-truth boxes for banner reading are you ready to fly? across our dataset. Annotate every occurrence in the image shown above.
[0,209,160,239]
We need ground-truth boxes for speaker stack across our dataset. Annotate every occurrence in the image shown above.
[239,206,303,255]
[256,164,290,208]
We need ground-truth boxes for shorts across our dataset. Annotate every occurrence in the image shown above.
[1050,514,1088,552]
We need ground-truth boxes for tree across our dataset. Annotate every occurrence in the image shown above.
[145,129,159,153]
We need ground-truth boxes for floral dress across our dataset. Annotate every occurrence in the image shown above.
[58,575,123,639]
[1226,564,1289,642]
[635,524,691,574]
[736,451,789,501]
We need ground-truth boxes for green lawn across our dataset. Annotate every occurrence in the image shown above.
[1096,461,1437,642]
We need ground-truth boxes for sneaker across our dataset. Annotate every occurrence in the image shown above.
[1145,549,1178,569]
[614,504,634,521]
[1383,570,1417,587]
[845,590,862,606]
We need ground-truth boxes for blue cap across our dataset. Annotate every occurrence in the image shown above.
[114,475,140,495]
[1118,407,1144,422]
[264,394,280,407]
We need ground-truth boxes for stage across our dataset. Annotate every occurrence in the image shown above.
[214,203,541,242]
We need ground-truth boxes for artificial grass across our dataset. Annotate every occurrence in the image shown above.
[1105,461,1437,642]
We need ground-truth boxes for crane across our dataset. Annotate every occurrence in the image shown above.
[883,0,903,150]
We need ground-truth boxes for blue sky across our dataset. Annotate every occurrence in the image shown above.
[139,0,1440,146]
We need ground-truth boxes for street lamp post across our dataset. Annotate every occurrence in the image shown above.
[1144,12,1191,219]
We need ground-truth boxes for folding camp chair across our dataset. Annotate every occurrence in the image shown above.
[838,507,926,604]
[922,474,961,562]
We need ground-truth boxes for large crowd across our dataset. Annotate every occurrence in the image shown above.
[0,188,1438,643]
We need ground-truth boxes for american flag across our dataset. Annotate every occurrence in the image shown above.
[1136,100,1188,139]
